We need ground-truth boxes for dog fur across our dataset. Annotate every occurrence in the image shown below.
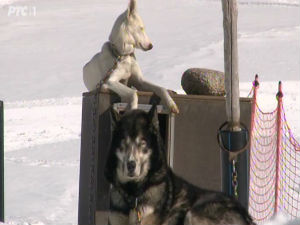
[104,106,255,225]
[83,0,179,113]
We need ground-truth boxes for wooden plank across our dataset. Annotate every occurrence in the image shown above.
[222,0,241,130]
[83,90,251,102]
[78,95,99,225]
[172,98,251,191]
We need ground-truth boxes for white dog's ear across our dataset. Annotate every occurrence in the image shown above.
[127,0,137,17]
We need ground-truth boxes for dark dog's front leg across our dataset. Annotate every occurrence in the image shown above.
[161,210,187,225]
[108,210,129,225]
[108,188,130,225]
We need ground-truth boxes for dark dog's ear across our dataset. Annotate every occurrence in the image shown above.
[149,94,161,127]
[148,102,159,131]
[110,107,121,131]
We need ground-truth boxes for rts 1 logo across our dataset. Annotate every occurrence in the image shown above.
[7,6,37,17]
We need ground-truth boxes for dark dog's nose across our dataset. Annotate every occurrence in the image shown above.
[148,43,153,50]
[127,161,136,173]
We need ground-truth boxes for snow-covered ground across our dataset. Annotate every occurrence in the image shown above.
[0,0,299,224]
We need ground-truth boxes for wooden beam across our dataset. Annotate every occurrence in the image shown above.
[222,0,241,131]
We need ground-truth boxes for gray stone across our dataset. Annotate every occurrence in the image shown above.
[181,68,225,96]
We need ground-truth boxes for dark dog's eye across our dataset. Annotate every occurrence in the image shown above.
[140,140,147,148]
[142,148,148,154]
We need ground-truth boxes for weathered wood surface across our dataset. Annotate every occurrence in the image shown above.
[222,0,241,131]
[78,94,99,225]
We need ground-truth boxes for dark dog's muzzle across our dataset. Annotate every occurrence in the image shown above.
[127,161,136,174]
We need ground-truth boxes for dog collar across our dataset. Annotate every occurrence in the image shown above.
[117,189,142,224]
[134,197,142,224]
[109,42,135,60]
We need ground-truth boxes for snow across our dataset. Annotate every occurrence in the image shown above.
[0,0,299,224]
[5,140,79,225]
[5,98,81,152]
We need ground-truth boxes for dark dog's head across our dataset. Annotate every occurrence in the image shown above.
[105,106,166,186]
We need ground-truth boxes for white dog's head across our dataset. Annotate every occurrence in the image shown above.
[109,0,153,55]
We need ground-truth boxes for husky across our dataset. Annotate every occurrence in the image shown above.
[104,105,255,225]
[83,0,179,113]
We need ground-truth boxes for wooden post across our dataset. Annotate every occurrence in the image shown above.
[221,0,241,131]
[275,81,283,214]
[220,0,250,208]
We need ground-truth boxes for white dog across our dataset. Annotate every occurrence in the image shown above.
[83,0,179,113]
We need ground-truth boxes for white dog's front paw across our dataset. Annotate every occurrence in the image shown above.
[165,91,179,114]
[169,102,179,114]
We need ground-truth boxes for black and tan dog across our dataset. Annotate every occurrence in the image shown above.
[105,105,255,225]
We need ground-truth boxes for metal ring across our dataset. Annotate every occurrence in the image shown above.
[217,121,250,154]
